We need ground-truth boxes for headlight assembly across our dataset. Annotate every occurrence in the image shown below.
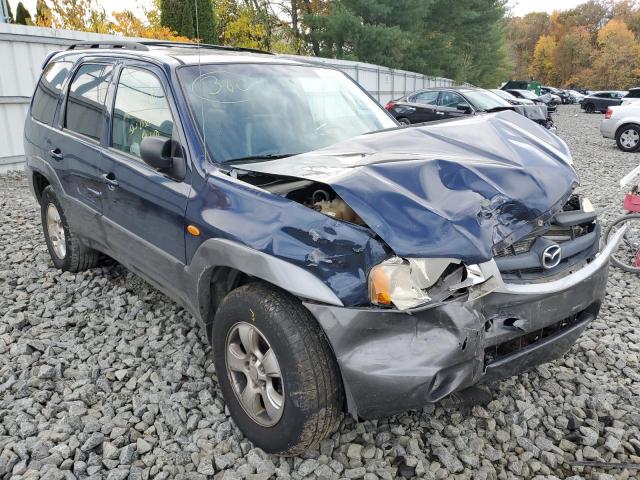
[368,258,496,310]
[368,257,461,310]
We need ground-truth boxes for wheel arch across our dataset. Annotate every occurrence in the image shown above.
[615,122,640,138]
[188,238,345,338]
[31,170,51,204]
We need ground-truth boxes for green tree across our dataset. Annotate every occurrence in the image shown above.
[15,1,33,25]
[161,0,217,43]
[304,0,510,87]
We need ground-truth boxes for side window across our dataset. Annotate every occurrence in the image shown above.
[65,63,113,141]
[31,61,72,125]
[439,91,468,108]
[111,68,174,159]
[412,91,439,105]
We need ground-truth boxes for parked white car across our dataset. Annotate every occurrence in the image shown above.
[601,103,640,151]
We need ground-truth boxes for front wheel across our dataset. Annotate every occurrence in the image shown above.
[397,117,411,125]
[212,282,343,455]
[616,125,640,152]
[605,214,640,273]
[584,103,595,113]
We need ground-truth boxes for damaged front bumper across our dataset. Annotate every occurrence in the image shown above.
[304,227,625,419]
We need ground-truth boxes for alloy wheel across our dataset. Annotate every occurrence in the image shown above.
[46,203,66,259]
[225,322,284,427]
[620,129,640,149]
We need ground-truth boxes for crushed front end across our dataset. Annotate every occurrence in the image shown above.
[305,195,623,419]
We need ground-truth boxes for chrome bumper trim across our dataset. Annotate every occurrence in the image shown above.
[480,225,626,295]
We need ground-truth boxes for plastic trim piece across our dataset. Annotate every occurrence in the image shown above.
[482,225,626,295]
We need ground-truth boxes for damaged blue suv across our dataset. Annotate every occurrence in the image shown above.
[25,41,624,455]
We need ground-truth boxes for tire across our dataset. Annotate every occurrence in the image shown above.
[615,125,640,152]
[40,186,101,272]
[584,103,595,113]
[604,214,640,273]
[212,282,343,455]
[397,117,411,125]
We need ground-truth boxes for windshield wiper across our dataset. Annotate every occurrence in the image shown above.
[481,106,514,113]
[224,153,300,164]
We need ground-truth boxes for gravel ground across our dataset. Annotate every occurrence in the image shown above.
[1,105,639,480]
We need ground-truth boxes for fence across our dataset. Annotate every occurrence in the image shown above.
[0,23,463,170]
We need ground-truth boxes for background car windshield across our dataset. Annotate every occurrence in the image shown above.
[178,64,396,163]
[463,90,511,110]
[517,90,538,100]
[491,89,516,100]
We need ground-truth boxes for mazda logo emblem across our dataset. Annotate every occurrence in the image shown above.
[542,244,562,269]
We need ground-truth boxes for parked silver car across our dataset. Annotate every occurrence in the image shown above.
[601,104,640,151]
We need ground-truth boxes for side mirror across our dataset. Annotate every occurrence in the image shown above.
[140,136,177,170]
[140,136,186,180]
[457,103,472,113]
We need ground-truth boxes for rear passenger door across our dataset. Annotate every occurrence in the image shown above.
[405,91,440,123]
[54,62,114,246]
[100,63,191,286]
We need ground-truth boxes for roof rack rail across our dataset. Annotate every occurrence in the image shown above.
[67,41,150,51]
[138,41,273,55]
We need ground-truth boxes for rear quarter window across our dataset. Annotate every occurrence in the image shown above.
[31,61,73,125]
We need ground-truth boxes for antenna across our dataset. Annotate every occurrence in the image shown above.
[194,0,207,166]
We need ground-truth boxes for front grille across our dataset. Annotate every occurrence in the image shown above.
[484,314,581,366]
[495,237,535,258]
[494,195,598,279]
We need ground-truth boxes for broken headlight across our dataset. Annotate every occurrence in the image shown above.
[368,257,460,310]
[368,258,494,310]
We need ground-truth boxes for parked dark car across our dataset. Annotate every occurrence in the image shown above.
[541,86,570,104]
[385,87,552,129]
[506,89,558,112]
[25,41,622,454]
[580,91,626,113]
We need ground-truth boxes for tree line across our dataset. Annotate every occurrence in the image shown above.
[507,0,640,90]
[9,0,638,89]
[7,0,512,87]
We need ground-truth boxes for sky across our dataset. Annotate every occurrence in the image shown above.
[8,0,594,20]
[507,0,590,16]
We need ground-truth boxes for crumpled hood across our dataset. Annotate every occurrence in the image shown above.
[236,110,578,263]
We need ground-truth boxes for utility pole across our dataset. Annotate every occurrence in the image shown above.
[0,0,11,23]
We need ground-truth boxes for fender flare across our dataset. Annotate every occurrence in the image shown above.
[187,238,344,322]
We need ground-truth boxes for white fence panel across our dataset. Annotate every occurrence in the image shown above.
[0,23,466,168]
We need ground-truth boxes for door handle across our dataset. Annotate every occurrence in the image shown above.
[436,111,445,115]
[49,148,64,161]
[102,173,119,190]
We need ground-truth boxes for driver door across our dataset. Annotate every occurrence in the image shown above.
[100,62,192,286]
[436,91,472,119]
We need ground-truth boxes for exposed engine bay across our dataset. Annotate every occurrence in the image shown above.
[237,171,366,226]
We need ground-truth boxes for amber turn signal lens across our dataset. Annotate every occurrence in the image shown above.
[187,225,201,236]
[369,267,391,305]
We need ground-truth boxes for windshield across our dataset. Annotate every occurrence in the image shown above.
[462,90,512,110]
[178,63,396,163]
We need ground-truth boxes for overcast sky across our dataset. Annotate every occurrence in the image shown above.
[9,0,593,20]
